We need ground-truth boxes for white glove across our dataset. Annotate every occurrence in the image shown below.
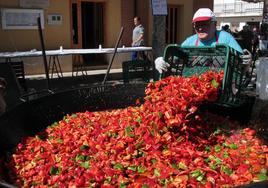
[240,49,252,65]
[154,57,170,74]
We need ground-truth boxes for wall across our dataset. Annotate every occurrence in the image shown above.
[0,0,72,74]
[0,0,123,51]
[120,0,135,47]
[0,0,125,74]
[0,0,212,75]
[105,0,121,47]
[167,0,194,44]
[0,0,71,51]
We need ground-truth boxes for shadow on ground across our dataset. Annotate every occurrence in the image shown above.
[26,72,124,92]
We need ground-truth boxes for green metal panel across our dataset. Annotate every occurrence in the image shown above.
[122,60,151,83]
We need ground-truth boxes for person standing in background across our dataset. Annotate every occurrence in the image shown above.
[131,16,145,60]
[222,24,232,34]
[252,27,259,56]
[239,25,253,53]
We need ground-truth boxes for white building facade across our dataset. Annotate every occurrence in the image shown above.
[214,0,264,31]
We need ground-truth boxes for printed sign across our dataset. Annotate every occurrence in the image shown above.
[1,8,44,29]
[151,0,167,15]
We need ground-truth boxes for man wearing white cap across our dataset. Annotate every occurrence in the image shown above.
[155,8,251,74]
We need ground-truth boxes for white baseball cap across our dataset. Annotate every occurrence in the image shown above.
[192,8,216,23]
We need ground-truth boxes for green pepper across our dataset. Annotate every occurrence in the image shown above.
[221,165,233,175]
[158,112,164,118]
[75,154,87,162]
[127,166,137,171]
[49,166,60,175]
[211,79,219,88]
[125,126,135,137]
[137,165,146,173]
[214,145,221,152]
[258,172,268,181]
[80,144,90,150]
[154,169,161,177]
[113,163,124,170]
[80,161,90,169]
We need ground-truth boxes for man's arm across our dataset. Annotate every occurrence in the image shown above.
[219,31,243,54]
[228,36,243,54]
[132,33,144,46]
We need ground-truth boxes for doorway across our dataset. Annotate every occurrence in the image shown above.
[71,1,105,66]
[166,5,183,44]
[81,2,104,49]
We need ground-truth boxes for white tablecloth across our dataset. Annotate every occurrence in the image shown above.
[0,47,152,59]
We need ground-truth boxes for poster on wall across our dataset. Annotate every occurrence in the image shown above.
[1,8,44,29]
[151,0,167,16]
[20,0,49,8]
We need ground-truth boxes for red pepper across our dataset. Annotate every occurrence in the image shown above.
[5,71,268,187]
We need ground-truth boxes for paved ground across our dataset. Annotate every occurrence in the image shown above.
[3,69,132,111]
[25,69,125,92]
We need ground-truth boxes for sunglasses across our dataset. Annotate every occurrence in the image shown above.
[193,21,212,30]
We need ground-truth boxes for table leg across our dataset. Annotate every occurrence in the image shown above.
[49,56,63,79]
[56,56,63,77]
[5,58,11,63]
[48,56,54,79]
[72,54,87,77]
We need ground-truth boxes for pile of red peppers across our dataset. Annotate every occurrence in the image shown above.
[4,71,268,187]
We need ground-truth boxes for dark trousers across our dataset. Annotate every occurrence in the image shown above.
[131,51,138,60]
